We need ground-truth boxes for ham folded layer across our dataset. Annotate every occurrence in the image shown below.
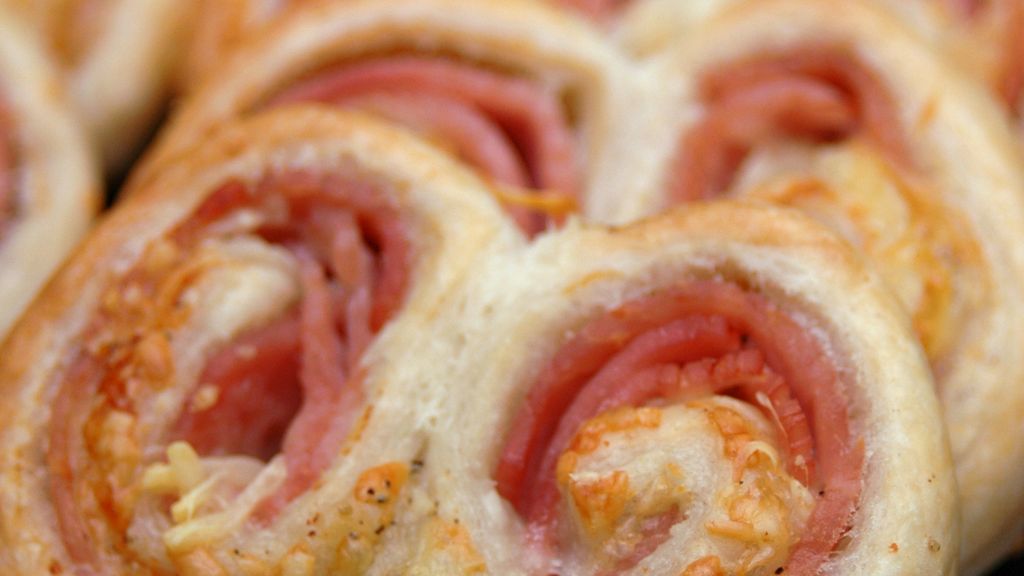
[269,56,580,235]
[0,98,14,243]
[553,0,632,22]
[47,170,411,573]
[495,281,862,575]
[670,46,912,202]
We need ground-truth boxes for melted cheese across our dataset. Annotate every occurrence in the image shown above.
[408,517,489,575]
[555,397,813,575]
[140,440,285,558]
[142,441,204,495]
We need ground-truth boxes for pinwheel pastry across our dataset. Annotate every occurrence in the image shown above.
[586,0,1024,572]
[141,0,625,236]
[0,106,522,575]
[370,201,957,575]
[0,0,186,169]
[0,6,98,340]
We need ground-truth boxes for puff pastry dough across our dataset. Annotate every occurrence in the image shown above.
[587,0,1024,572]
[142,0,625,235]
[384,201,957,575]
[0,0,186,169]
[0,107,521,575]
[0,6,98,340]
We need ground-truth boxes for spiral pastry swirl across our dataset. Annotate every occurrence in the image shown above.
[0,107,520,575]
[395,202,957,575]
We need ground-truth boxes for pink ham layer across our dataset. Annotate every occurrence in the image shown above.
[495,282,863,575]
[47,170,411,572]
[0,99,14,242]
[270,56,580,235]
[552,0,632,22]
[670,47,912,202]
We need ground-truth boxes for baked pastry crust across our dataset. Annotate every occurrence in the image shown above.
[0,6,98,340]
[588,0,1024,572]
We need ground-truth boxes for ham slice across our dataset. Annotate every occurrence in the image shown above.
[179,173,411,515]
[999,3,1024,113]
[552,0,633,22]
[48,171,412,570]
[47,352,107,574]
[173,314,303,462]
[0,100,13,242]
[270,56,580,235]
[671,47,911,202]
[495,282,862,574]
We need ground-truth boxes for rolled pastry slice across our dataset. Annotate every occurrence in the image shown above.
[0,8,98,340]
[587,0,1024,571]
[0,107,520,575]
[0,0,186,170]
[145,0,624,236]
[397,201,956,575]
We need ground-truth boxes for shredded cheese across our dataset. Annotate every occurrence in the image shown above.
[171,474,222,524]
[142,441,204,496]
[281,549,316,576]
[554,398,813,574]
[492,184,578,216]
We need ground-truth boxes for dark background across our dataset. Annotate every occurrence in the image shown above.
[992,554,1023,575]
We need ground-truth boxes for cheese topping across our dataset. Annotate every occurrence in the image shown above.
[142,441,204,496]
[555,398,814,575]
